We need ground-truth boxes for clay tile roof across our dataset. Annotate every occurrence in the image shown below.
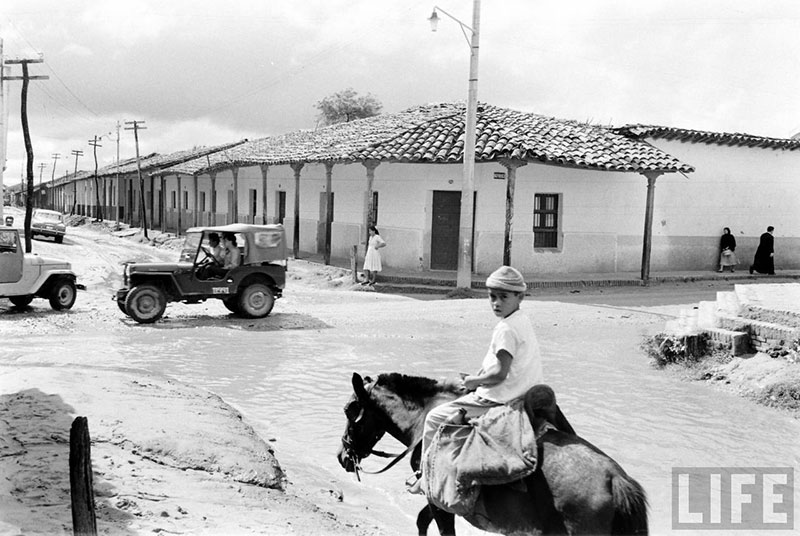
[159,102,694,175]
[616,125,800,151]
[354,103,694,173]
[97,140,247,178]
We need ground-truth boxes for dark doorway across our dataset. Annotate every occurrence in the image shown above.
[277,191,286,225]
[431,191,462,270]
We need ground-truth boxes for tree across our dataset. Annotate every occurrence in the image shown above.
[315,88,382,126]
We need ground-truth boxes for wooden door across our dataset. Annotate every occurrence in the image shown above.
[431,191,461,270]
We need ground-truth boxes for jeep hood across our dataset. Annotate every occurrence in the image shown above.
[27,254,71,270]
[128,262,192,272]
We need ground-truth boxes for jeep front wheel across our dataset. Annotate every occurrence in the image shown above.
[10,295,33,308]
[237,283,274,318]
[49,278,77,310]
[125,284,167,323]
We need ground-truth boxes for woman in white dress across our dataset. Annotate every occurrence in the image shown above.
[362,225,386,285]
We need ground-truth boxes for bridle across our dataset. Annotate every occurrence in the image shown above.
[341,393,420,482]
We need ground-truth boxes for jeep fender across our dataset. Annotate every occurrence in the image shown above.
[31,270,76,297]
[128,274,178,301]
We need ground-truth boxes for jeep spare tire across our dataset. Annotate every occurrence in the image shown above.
[49,278,76,310]
[237,283,275,318]
[125,284,167,323]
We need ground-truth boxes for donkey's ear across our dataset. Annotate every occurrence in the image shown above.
[352,373,368,401]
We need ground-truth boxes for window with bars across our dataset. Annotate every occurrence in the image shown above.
[533,193,559,248]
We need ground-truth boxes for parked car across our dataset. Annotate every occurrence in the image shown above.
[31,209,67,243]
[115,224,287,324]
[0,228,78,310]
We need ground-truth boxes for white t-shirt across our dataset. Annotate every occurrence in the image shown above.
[476,309,543,403]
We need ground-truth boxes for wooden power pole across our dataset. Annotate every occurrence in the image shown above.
[124,120,148,238]
[88,136,104,221]
[70,149,83,215]
[4,56,48,252]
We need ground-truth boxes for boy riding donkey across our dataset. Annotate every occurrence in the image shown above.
[409,266,574,515]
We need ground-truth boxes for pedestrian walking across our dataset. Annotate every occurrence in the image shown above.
[362,225,386,286]
[718,227,737,272]
[750,226,775,275]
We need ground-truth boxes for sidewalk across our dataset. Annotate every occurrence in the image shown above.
[294,251,800,293]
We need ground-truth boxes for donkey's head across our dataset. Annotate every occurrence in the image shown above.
[337,373,391,473]
[337,372,463,475]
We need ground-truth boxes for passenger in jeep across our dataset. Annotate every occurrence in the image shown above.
[221,232,241,270]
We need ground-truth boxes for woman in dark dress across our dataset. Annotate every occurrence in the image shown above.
[750,226,775,275]
[718,227,737,272]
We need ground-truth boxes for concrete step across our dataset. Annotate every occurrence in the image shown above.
[716,314,800,344]
[703,327,750,356]
[715,290,741,316]
[733,283,800,328]
[697,301,718,330]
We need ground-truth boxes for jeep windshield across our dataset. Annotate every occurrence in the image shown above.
[179,232,203,262]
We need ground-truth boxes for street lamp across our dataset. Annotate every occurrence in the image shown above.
[429,2,480,289]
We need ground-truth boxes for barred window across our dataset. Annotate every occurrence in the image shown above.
[533,194,559,248]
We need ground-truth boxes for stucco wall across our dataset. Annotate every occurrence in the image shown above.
[58,136,796,275]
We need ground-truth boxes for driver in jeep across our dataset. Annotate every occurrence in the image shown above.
[198,232,238,280]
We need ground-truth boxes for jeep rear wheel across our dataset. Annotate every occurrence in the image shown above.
[49,278,77,310]
[10,295,33,308]
[237,283,274,318]
[125,284,167,323]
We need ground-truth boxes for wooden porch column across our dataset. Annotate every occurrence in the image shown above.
[176,174,182,236]
[231,166,239,224]
[260,164,269,225]
[499,158,527,266]
[209,171,217,226]
[324,162,334,265]
[193,175,199,228]
[640,171,663,282]
[160,176,166,233]
[149,176,156,232]
[291,162,304,258]
[362,159,379,247]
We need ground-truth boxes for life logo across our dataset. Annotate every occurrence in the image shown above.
[672,467,794,530]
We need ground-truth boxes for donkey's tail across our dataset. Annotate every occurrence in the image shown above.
[611,473,648,535]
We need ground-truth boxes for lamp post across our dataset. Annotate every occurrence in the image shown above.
[429,1,480,289]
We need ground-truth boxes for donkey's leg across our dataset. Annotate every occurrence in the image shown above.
[416,505,435,535]
[430,503,456,536]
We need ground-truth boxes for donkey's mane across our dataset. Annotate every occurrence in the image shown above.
[375,372,461,407]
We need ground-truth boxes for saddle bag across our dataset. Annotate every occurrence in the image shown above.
[423,399,538,516]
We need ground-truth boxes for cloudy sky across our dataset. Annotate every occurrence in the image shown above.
[1,0,799,184]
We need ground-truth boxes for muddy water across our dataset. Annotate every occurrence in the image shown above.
[7,296,799,535]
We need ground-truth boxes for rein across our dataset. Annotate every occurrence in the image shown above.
[351,439,420,481]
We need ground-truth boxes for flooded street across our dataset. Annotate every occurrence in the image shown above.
[5,275,799,535]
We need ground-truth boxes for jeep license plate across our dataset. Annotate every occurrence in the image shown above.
[212,287,230,295]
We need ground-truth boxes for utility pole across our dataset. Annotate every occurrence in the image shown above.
[4,55,48,252]
[37,162,46,207]
[70,149,83,215]
[50,152,60,210]
[125,120,148,238]
[0,40,8,222]
[114,120,120,225]
[88,136,104,221]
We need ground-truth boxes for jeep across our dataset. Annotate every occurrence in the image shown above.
[0,228,78,310]
[115,224,287,324]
